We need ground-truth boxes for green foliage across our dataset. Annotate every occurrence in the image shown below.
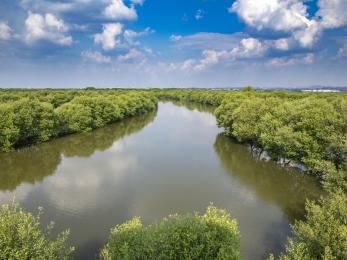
[214,91,347,178]
[0,104,19,152]
[155,89,228,106]
[0,97,59,149]
[101,205,241,260]
[0,90,158,151]
[0,202,74,259]
[242,86,254,91]
[55,102,94,133]
[279,190,347,260]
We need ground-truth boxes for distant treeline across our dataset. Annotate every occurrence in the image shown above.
[0,89,157,152]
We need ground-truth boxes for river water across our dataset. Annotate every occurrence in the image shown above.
[0,102,322,259]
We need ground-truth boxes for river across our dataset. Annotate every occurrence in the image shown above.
[0,102,322,259]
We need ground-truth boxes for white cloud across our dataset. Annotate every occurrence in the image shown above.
[337,42,347,57]
[317,0,347,29]
[229,0,310,32]
[20,0,76,13]
[81,50,112,63]
[195,9,204,20]
[229,0,320,48]
[170,34,182,41]
[123,27,154,45]
[117,48,143,62]
[230,37,266,58]
[180,59,196,73]
[104,0,137,21]
[229,0,347,49]
[194,49,229,72]
[0,22,11,40]
[45,13,68,30]
[171,32,245,51]
[94,23,123,50]
[131,0,144,5]
[267,53,314,66]
[25,12,73,45]
[293,20,321,47]
[144,47,153,54]
[180,37,267,73]
[274,38,290,50]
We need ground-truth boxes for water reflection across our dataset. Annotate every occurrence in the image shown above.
[214,134,322,221]
[169,100,216,114]
[0,111,157,191]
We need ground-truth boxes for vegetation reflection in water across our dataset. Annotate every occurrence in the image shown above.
[0,110,157,191]
[214,134,322,222]
[0,102,322,259]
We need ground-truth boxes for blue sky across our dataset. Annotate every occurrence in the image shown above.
[0,0,346,88]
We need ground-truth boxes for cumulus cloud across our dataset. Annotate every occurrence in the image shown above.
[274,38,290,50]
[229,0,310,32]
[230,0,347,49]
[123,27,154,45]
[94,23,123,50]
[317,0,347,29]
[194,49,229,72]
[81,50,112,63]
[180,37,267,72]
[293,20,321,47]
[104,0,137,21]
[267,53,314,66]
[117,48,143,62]
[0,22,11,40]
[230,37,266,58]
[229,0,319,47]
[25,12,73,45]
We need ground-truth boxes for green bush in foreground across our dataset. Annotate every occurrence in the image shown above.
[279,189,347,260]
[101,205,241,260]
[0,203,74,260]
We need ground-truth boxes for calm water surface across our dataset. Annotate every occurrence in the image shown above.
[0,102,322,260]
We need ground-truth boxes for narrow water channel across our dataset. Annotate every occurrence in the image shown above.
[0,102,322,260]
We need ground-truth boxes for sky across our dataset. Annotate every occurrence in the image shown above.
[0,0,347,88]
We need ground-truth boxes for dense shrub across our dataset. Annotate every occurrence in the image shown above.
[278,190,347,260]
[214,92,347,178]
[101,205,241,260]
[155,89,228,106]
[0,203,74,259]
[0,104,19,152]
[55,102,94,133]
[0,90,158,151]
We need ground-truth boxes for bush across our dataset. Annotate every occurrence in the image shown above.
[215,92,347,178]
[101,205,241,260]
[0,90,158,151]
[0,104,19,152]
[279,190,347,260]
[0,203,74,259]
